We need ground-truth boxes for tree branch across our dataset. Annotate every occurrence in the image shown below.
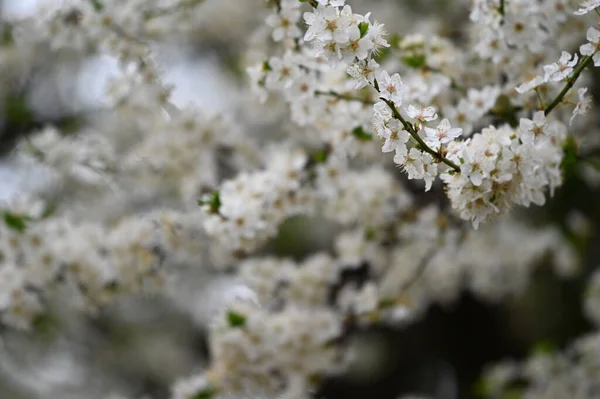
[380,98,461,172]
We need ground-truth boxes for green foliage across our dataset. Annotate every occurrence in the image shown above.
[312,149,329,164]
[89,0,104,11]
[227,311,246,327]
[198,191,221,214]
[351,126,373,141]
[3,211,31,233]
[358,22,369,38]
[193,386,216,399]
[402,54,427,69]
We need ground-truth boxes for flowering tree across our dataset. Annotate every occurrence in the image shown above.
[0,0,600,398]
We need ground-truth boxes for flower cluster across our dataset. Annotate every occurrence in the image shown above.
[202,149,314,254]
[442,114,566,227]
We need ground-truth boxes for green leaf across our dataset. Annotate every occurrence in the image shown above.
[358,22,369,38]
[198,191,221,214]
[3,212,30,233]
[351,126,373,141]
[402,54,427,69]
[389,33,402,48]
[89,0,104,11]
[193,386,216,399]
[312,150,329,164]
[193,388,216,399]
[263,60,272,71]
[227,311,246,327]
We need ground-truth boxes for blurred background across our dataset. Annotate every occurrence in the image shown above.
[1,1,600,398]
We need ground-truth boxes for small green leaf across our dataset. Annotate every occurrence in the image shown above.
[227,311,246,327]
[402,54,427,69]
[358,22,369,38]
[193,389,215,399]
[263,60,272,71]
[89,0,104,11]
[193,386,216,399]
[198,191,221,214]
[3,212,30,233]
[351,126,373,141]
[312,150,329,164]
[389,33,402,48]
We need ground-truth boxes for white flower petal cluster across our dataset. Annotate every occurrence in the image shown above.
[442,115,566,228]
[544,51,578,82]
[575,0,600,15]
[202,149,314,253]
[3,0,598,396]
[0,205,206,329]
[303,3,388,65]
[371,101,461,192]
[580,27,600,66]
[315,160,412,226]
[482,330,600,399]
[443,85,501,136]
[203,297,342,399]
[240,254,339,307]
[570,87,593,125]
[265,0,302,43]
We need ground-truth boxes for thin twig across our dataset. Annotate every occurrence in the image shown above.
[380,98,461,172]
[314,90,375,105]
[544,55,594,116]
